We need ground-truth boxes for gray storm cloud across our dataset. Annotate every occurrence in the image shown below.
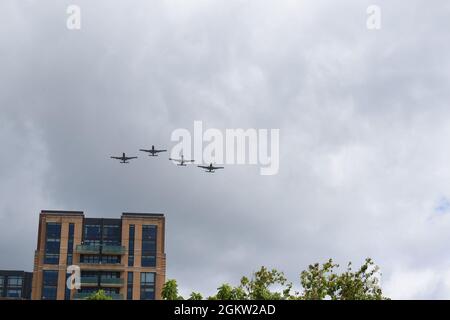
[1,0,450,299]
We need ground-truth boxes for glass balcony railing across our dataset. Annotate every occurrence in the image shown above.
[100,278,124,286]
[75,245,101,254]
[101,245,126,255]
[75,245,126,255]
[80,277,98,286]
[73,292,124,300]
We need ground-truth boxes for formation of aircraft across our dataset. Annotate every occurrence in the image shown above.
[110,146,224,173]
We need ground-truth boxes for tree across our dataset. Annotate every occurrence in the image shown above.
[188,292,203,300]
[162,279,184,300]
[86,289,113,300]
[209,283,247,300]
[162,258,388,300]
[300,259,339,300]
[239,266,292,300]
[300,258,386,300]
[207,267,291,300]
[336,258,385,300]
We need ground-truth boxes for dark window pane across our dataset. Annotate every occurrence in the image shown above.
[141,255,156,267]
[141,225,157,267]
[45,223,61,265]
[42,270,58,300]
[46,223,61,238]
[128,256,134,267]
[8,276,23,287]
[142,240,156,252]
[44,254,59,265]
[65,273,71,300]
[42,287,57,300]
[142,225,156,240]
[7,289,22,298]
[127,271,133,300]
[67,223,75,256]
[84,225,101,240]
[43,271,58,286]
[140,272,155,300]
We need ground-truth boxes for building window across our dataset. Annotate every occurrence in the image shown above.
[84,224,101,246]
[103,224,121,246]
[42,270,58,300]
[65,273,72,300]
[127,272,133,300]
[67,223,74,265]
[100,272,120,279]
[141,225,157,267]
[80,255,99,264]
[6,276,23,298]
[140,272,155,300]
[44,223,61,264]
[79,255,120,264]
[103,288,120,295]
[7,276,23,287]
[0,275,3,294]
[128,225,135,267]
[141,255,156,267]
[7,289,22,298]
[5,276,23,298]
[101,255,120,264]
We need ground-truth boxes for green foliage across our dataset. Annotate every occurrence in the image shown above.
[161,279,184,300]
[300,258,387,300]
[209,283,247,300]
[188,292,203,300]
[300,259,339,300]
[162,258,388,301]
[86,289,113,300]
[239,266,293,300]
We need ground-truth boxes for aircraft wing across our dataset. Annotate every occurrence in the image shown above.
[139,149,151,153]
[154,150,167,153]
[198,165,210,169]
[125,157,138,160]
[169,158,182,162]
[111,156,122,160]
[211,166,224,170]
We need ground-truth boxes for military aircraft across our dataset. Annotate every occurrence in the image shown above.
[139,145,167,156]
[169,154,195,166]
[198,163,224,173]
[110,153,138,164]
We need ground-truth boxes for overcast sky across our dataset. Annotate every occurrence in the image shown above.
[1,0,450,299]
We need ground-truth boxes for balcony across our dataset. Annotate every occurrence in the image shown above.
[75,245,100,254]
[75,245,126,255]
[78,262,125,271]
[80,277,98,287]
[73,292,124,300]
[101,245,126,255]
[100,278,124,287]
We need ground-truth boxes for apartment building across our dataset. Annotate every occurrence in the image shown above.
[0,270,33,300]
[31,210,166,300]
